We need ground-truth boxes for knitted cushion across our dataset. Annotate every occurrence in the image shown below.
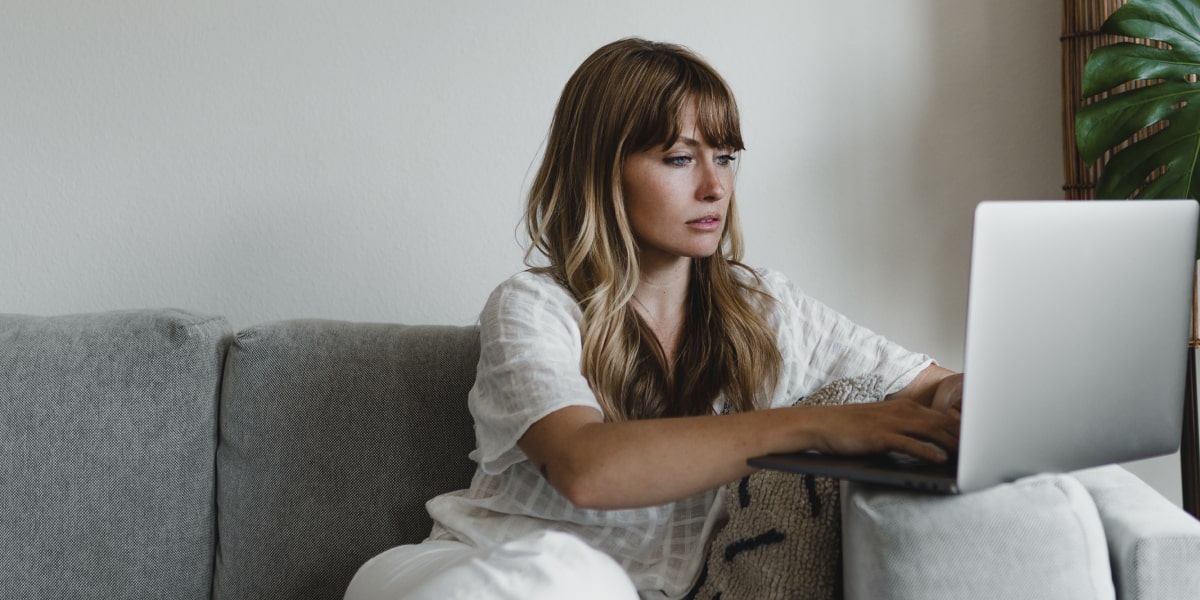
[688,376,885,600]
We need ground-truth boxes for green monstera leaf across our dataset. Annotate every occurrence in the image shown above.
[1075,0,1200,200]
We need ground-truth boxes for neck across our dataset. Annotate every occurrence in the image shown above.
[632,257,690,366]
[633,257,690,317]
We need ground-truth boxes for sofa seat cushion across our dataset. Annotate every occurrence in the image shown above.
[214,320,479,600]
[842,472,1115,600]
[0,309,230,600]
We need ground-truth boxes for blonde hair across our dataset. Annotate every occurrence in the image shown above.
[524,38,782,421]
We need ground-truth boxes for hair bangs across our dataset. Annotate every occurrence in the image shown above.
[689,73,744,152]
[624,50,744,156]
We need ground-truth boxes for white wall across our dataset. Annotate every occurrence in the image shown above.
[1,1,1185,506]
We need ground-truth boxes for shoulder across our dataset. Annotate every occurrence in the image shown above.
[731,265,804,308]
[745,266,790,295]
[481,270,582,334]
[486,270,577,308]
[734,266,838,333]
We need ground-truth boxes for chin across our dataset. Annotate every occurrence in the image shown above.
[686,246,723,259]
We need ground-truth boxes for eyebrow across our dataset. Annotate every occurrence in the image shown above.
[667,136,704,149]
[666,136,738,154]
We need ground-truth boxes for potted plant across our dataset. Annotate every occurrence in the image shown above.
[1074,0,1200,516]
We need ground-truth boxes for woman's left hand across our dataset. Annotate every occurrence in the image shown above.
[931,372,963,417]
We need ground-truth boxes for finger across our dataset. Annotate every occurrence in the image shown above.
[905,403,961,439]
[913,415,960,454]
[934,432,959,454]
[890,436,949,463]
[918,428,959,455]
[939,411,961,437]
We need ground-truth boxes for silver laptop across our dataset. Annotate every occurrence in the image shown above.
[750,200,1198,494]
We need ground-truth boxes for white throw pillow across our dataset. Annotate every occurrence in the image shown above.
[842,473,1115,600]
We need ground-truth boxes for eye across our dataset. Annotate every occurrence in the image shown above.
[664,155,693,167]
[716,153,738,166]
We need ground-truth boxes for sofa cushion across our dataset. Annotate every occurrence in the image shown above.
[214,320,479,600]
[842,473,1115,600]
[1073,465,1200,599]
[0,309,230,600]
[691,376,886,600]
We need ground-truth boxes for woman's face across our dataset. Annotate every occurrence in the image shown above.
[621,104,737,271]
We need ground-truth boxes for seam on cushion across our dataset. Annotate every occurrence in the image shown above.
[171,314,231,345]
[207,334,230,600]
[1050,477,1112,600]
[198,318,232,600]
[1132,537,1143,599]
[231,327,260,347]
[1131,534,1199,598]
[186,314,228,329]
[1133,535,1148,599]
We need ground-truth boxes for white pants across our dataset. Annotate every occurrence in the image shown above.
[344,530,641,600]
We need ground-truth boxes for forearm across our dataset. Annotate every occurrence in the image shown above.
[888,363,958,407]
[520,395,959,510]
[522,406,818,510]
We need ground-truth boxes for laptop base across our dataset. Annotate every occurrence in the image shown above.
[749,452,960,494]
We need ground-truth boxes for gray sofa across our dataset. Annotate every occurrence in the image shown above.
[2,308,1199,599]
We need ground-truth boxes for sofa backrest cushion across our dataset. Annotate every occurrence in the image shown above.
[0,309,231,600]
[214,320,480,600]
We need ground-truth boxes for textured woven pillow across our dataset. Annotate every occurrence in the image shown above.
[688,376,885,600]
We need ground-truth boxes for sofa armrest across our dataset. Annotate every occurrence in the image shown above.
[841,474,1115,600]
[1072,465,1200,599]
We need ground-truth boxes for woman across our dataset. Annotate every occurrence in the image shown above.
[346,37,962,600]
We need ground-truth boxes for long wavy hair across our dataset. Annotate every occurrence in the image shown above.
[524,38,782,421]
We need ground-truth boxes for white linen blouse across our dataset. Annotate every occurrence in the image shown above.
[425,268,933,599]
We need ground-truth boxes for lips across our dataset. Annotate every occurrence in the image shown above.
[687,215,723,231]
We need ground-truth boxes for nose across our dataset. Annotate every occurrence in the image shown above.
[697,162,727,203]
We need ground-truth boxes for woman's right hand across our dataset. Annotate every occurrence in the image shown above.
[798,398,960,463]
